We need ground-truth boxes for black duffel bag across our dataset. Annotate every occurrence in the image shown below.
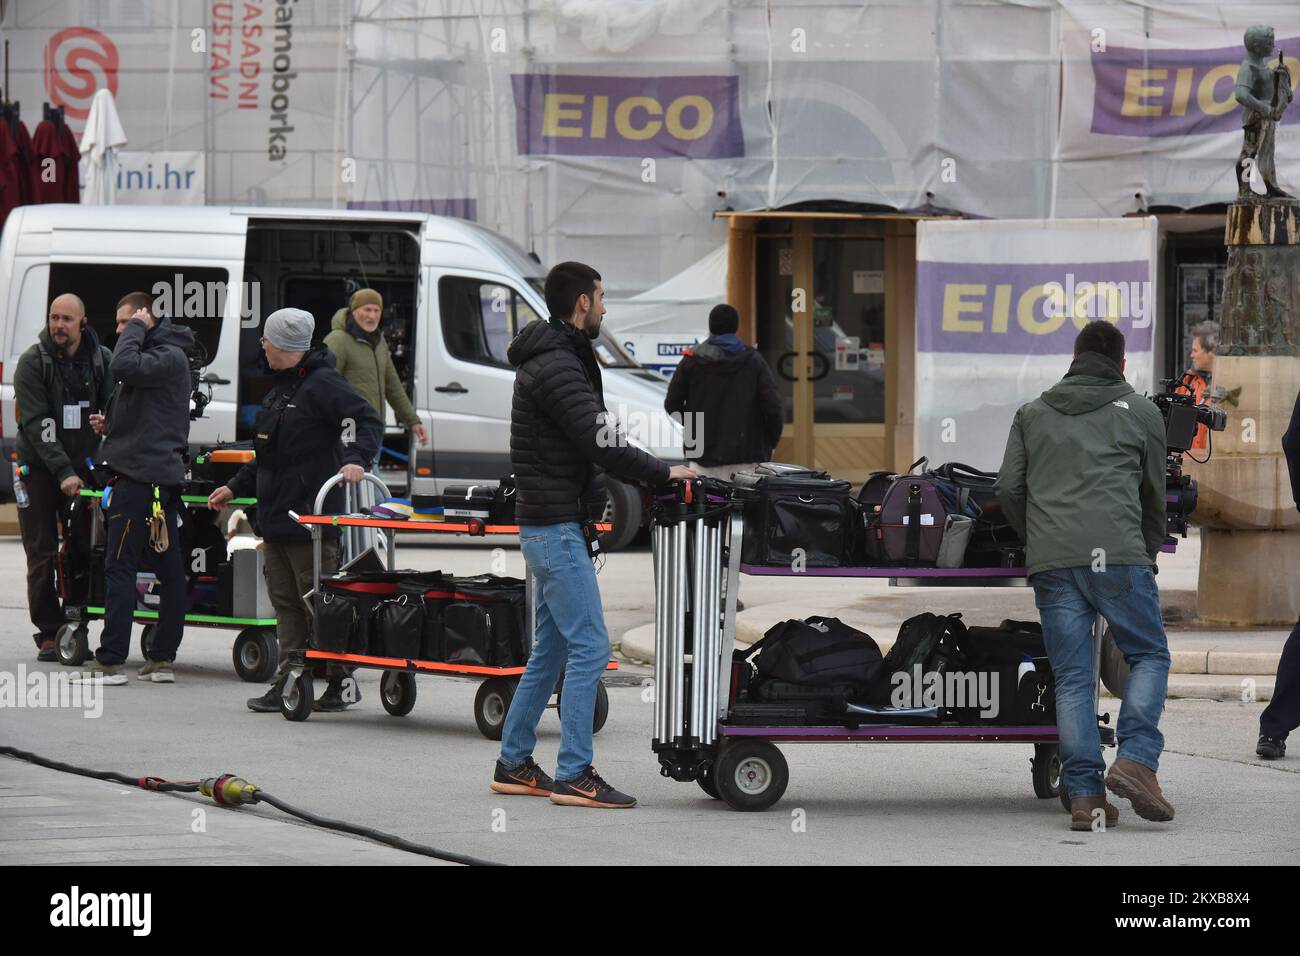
[733,466,857,568]
[955,619,1056,726]
[443,575,529,667]
[312,570,447,655]
[743,616,883,689]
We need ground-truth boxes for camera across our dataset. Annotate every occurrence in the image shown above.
[188,339,213,421]
[1151,379,1228,540]
[1151,379,1228,453]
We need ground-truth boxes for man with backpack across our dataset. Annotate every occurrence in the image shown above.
[13,293,114,661]
[995,320,1173,831]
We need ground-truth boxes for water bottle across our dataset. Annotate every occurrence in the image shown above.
[13,463,29,509]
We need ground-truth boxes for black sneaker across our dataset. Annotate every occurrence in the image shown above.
[36,638,57,662]
[550,766,637,809]
[247,676,288,713]
[490,757,555,797]
[314,677,361,712]
[1257,735,1287,759]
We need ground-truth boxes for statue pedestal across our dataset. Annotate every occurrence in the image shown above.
[1194,199,1300,624]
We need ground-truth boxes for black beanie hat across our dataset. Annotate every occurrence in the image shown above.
[709,303,740,335]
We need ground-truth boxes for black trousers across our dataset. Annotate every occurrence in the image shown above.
[1260,615,1300,741]
[16,467,66,643]
[98,477,186,666]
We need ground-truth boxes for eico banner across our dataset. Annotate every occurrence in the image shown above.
[1090,38,1300,137]
[510,73,744,159]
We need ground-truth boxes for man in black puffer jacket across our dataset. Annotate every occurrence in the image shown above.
[665,303,783,479]
[208,308,382,713]
[492,261,696,810]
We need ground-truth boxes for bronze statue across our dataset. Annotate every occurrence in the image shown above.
[1235,25,1293,199]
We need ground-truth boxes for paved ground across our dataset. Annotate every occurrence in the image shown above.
[2,535,1296,866]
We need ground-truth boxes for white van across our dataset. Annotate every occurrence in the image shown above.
[0,205,682,548]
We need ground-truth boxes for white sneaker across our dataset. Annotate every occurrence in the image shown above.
[72,663,128,686]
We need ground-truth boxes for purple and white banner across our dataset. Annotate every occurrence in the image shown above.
[914,218,1159,471]
[510,73,744,159]
[1089,41,1300,139]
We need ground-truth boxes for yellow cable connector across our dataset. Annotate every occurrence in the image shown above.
[200,774,259,806]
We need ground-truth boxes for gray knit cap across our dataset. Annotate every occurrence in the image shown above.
[264,308,315,352]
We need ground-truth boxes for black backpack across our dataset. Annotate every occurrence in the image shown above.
[745,616,884,689]
[882,612,968,674]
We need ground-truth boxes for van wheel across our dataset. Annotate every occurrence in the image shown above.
[600,480,641,552]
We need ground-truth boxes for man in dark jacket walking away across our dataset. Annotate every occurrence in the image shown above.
[75,293,195,685]
[208,308,382,713]
[14,293,114,660]
[1257,390,1300,760]
[665,304,783,479]
[996,320,1172,831]
[492,261,696,809]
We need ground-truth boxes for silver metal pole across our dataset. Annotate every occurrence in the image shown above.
[670,521,687,743]
[702,518,720,745]
[689,511,706,741]
[652,523,668,743]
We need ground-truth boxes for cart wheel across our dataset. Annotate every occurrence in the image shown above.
[714,740,789,812]
[138,624,156,661]
[696,763,721,800]
[380,671,417,717]
[56,623,90,666]
[475,678,515,740]
[233,627,279,684]
[592,681,609,734]
[556,680,611,734]
[280,673,314,722]
[1032,743,1062,800]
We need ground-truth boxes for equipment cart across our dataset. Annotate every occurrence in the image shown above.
[56,490,279,683]
[282,474,617,738]
[650,481,1116,812]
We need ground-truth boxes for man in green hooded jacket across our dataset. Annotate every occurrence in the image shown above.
[323,289,427,454]
[996,320,1174,832]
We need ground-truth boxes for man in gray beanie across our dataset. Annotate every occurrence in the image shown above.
[209,308,383,713]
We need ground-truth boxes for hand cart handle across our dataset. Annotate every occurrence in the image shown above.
[312,471,392,516]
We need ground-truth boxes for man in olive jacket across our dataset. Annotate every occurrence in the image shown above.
[996,320,1174,831]
[323,289,427,453]
[14,293,114,659]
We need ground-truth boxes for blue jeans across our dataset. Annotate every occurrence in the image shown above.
[499,522,610,781]
[1031,565,1170,799]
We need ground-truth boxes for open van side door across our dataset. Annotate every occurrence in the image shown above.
[419,262,543,494]
[44,213,250,449]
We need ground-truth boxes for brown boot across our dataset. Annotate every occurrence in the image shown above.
[1069,796,1120,831]
[1105,757,1174,822]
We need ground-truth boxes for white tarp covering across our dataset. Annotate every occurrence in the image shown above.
[603,243,727,375]
[0,1,1293,294]
[915,217,1159,471]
